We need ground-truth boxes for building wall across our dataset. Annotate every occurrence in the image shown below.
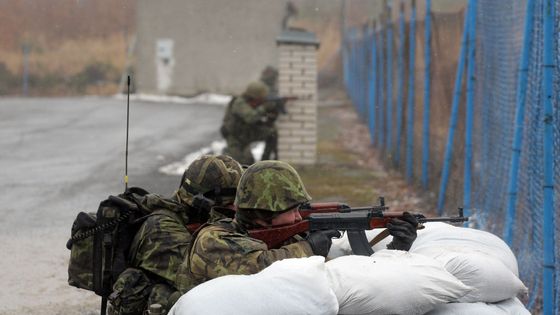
[135,0,288,95]
[277,43,318,165]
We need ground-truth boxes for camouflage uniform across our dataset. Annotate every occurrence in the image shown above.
[221,81,277,164]
[259,67,281,160]
[109,155,243,315]
[176,160,315,293]
[176,218,313,293]
[260,66,279,96]
[108,194,190,315]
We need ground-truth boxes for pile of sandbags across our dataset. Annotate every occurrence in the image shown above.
[409,223,527,303]
[426,298,530,315]
[168,256,339,315]
[326,251,473,315]
[171,223,530,315]
[329,222,529,313]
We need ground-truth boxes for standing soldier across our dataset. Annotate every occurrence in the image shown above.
[259,66,283,160]
[108,155,243,315]
[221,81,278,165]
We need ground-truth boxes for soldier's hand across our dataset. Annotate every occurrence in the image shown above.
[386,212,418,251]
[306,230,341,257]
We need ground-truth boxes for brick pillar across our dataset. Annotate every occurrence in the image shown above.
[276,30,320,165]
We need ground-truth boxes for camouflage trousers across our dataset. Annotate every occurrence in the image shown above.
[108,268,181,315]
[224,126,277,165]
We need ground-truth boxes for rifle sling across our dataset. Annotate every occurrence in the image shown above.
[368,228,391,247]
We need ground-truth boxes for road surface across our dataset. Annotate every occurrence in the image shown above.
[0,96,224,314]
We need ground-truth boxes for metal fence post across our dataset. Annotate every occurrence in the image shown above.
[386,3,394,154]
[541,0,556,313]
[406,0,417,182]
[504,0,534,244]
[421,0,431,188]
[377,23,385,149]
[395,3,406,166]
[463,0,477,222]
[437,1,470,213]
[369,22,378,143]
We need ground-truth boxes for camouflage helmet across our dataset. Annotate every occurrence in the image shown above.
[243,81,269,100]
[234,160,311,212]
[175,154,243,207]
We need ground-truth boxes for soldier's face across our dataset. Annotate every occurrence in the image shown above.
[270,208,302,226]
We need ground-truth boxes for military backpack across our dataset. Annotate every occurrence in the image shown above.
[66,187,184,314]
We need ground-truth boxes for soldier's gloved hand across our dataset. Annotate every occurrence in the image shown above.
[306,230,341,257]
[386,212,418,251]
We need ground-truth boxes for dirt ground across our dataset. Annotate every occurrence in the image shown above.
[0,100,435,315]
[298,102,435,214]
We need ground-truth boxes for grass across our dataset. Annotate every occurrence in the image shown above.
[295,105,433,212]
[0,34,127,95]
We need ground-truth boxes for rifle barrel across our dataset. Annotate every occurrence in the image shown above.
[418,217,469,223]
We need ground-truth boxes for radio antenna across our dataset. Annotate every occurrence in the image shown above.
[125,75,130,192]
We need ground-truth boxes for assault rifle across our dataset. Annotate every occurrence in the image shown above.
[185,201,351,233]
[248,205,468,256]
[265,95,299,114]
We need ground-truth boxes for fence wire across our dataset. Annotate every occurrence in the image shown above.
[342,1,558,313]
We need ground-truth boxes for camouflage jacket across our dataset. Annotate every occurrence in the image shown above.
[221,97,275,139]
[208,206,236,223]
[128,195,193,288]
[175,218,313,293]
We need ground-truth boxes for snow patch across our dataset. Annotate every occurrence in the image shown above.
[114,93,232,106]
[158,141,265,175]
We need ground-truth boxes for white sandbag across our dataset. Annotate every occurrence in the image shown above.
[328,234,353,258]
[416,247,527,303]
[327,222,456,259]
[326,250,472,315]
[425,298,531,315]
[410,224,519,276]
[327,229,394,259]
[168,256,338,315]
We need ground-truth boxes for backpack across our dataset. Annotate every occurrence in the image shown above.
[66,187,184,314]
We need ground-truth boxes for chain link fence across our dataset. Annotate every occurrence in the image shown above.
[342,0,558,313]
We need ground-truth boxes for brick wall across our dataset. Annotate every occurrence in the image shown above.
[277,44,318,165]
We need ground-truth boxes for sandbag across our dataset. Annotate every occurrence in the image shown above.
[415,247,527,303]
[410,223,519,276]
[426,298,531,315]
[409,224,527,303]
[327,222,454,258]
[326,250,472,315]
[168,256,338,315]
[328,229,394,258]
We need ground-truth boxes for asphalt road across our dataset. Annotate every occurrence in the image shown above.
[0,96,224,313]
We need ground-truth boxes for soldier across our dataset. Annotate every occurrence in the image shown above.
[259,66,283,160]
[260,65,279,96]
[221,81,278,165]
[108,154,243,315]
[176,160,420,293]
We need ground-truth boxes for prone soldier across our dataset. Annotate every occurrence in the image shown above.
[175,160,419,293]
[108,154,243,315]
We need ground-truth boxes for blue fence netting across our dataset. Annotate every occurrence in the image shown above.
[342,0,558,313]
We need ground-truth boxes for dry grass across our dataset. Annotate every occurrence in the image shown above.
[296,104,436,214]
[0,34,127,76]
